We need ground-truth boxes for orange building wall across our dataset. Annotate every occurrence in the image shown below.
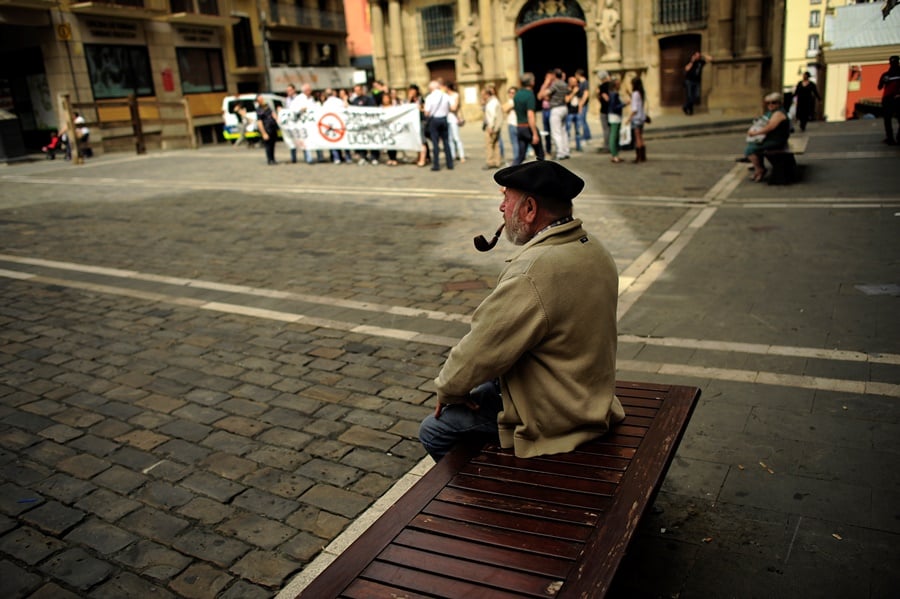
[344,0,373,58]
[845,62,889,119]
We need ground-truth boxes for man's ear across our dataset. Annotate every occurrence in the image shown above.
[520,196,539,224]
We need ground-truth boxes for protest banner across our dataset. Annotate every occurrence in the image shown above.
[280,104,422,152]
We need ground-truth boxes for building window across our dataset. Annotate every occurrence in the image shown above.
[176,47,225,93]
[809,10,820,27]
[807,34,820,52]
[656,0,707,26]
[810,0,821,5]
[269,40,292,65]
[419,4,455,52]
[84,44,155,99]
[232,17,256,67]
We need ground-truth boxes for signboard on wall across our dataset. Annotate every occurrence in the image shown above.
[269,67,359,91]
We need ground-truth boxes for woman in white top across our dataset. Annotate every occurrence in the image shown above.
[628,76,647,163]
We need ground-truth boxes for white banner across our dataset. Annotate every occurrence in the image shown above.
[280,104,422,152]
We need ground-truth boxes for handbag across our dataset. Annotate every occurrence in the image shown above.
[619,124,633,149]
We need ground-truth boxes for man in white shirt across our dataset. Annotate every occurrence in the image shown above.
[424,80,453,171]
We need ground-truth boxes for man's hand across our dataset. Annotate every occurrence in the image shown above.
[434,398,481,419]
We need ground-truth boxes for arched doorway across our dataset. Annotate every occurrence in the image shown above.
[516,0,587,79]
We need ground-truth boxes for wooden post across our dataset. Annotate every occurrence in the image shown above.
[129,94,146,154]
[57,93,82,164]
[182,97,197,149]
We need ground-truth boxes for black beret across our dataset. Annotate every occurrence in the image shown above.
[493,160,584,202]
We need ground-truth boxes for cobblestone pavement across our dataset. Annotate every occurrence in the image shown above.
[1,118,899,598]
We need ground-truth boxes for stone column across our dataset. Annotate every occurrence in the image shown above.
[477,0,494,79]
[715,0,734,59]
[387,0,407,87]
[370,1,388,82]
[744,0,763,56]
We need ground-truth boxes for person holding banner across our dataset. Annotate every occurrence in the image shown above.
[424,80,454,171]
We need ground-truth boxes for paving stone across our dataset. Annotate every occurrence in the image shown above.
[337,424,402,452]
[200,430,261,455]
[90,465,147,495]
[217,579,272,599]
[21,501,85,536]
[199,451,259,481]
[176,497,235,525]
[171,528,250,568]
[134,393,186,413]
[243,445,307,470]
[26,582,82,599]
[74,488,142,522]
[0,459,52,486]
[300,484,371,519]
[241,467,314,499]
[64,518,138,555]
[286,506,349,539]
[0,482,44,516]
[108,446,159,471]
[134,481,194,510]
[0,428,41,452]
[217,512,298,551]
[257,406,312,430]
[231,487,299,520]
[119,507,190,544]
[179,472,246,502]
[115,429,170,451]
[213,415,270,437]
[32,473,97,504]
[0,558,43,598]
[90,570,175,599]
[113,539,192,582]
[296,457,361,487]
[56,453,111,479]
[39,546,115,590]
[229,549,300,588]
[155,439,211,464]
[51,407,106,429]
[168,562,233,599]
[0,525,66,565]
[255,426,313,450]
[143,460,191,482]
[157,419,213,443]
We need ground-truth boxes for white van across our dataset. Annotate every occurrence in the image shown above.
[221,93,286,142]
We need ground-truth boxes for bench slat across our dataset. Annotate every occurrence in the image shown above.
[409,513,583,559]
[393,529,573,578]
[449,474,615,510]
[340,578,434,599]
[469,452,626,482]
[356,560,529,599]
[375,545,564,598]
[458,463,619,496]
[436,487,600,525]
[423,500,594,541]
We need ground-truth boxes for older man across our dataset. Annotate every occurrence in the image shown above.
[419,161,624,460]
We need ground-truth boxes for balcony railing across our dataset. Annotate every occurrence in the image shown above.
[653,0,708,34]
[269,3,346,32]
[169,0,218,15]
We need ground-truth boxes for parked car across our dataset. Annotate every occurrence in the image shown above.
[221,93,286,142]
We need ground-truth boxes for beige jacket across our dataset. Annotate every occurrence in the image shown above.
[435,219,625,458]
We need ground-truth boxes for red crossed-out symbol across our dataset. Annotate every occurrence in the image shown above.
[317,113,346,142]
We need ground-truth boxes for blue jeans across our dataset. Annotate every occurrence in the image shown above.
[566,112,582,151]
[514,126,545,165]
[579,104,592,141]
[507,124,519,162]
[419,381,502,461]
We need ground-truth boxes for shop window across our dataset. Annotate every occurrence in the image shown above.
[84,44,155,99]
[419,4,455,52]
[177,47,226,93]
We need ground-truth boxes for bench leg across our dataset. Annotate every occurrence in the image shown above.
[766,153,796,185]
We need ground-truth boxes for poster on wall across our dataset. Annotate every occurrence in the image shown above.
[27,73,55,130]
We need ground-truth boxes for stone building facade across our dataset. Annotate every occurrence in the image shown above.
[370,0,784,120]
[0,0,351,154]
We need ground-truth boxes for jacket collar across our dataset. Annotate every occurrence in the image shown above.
[506,218,584,262]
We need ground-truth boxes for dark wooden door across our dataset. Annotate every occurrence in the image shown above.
[659,34,700,107]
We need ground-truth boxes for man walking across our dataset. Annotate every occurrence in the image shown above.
[538,69,570,160]
[482,85,504,170]
[878,55,900,145]
[512,73,545,165]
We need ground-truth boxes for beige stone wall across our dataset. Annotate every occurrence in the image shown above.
[372,0,784,121]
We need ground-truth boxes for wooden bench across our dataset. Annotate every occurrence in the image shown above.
[294,381,700,599]
[763,135,809,185]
